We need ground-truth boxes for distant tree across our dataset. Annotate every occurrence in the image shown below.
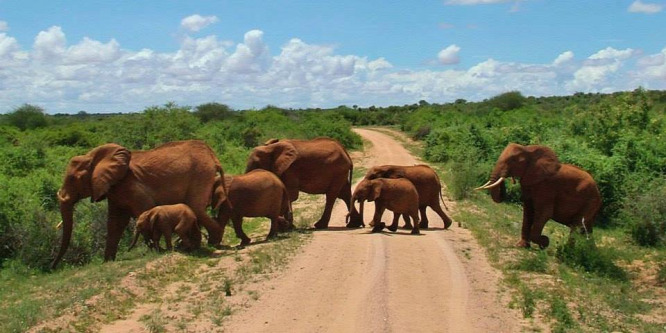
[418,100,430,107]
[454,98,467,104]
[487,91,526,111]
[4,104,48,130]
[194,102,233,123]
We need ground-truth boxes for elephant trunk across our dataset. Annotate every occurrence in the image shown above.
[128,229,141,251]
[51,192,76,269]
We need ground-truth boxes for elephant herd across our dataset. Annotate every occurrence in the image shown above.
[51,138,602,270]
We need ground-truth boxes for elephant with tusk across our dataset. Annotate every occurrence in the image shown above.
[477,143,602,249]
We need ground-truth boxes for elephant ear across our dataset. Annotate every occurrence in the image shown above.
[273,142,298,176]
[91,145,131,202]
[521,145,561,186]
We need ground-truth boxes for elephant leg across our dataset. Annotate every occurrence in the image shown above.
[232,215,251,247]
[164,231,173,251]
[104,210,130,261]
[529,204,553,249]
[267,217,279,240]
[337,180,353,213]
[314,192,337,229]
[410,210,421,235]
[174,222,193,250]
[402,214,413,230]
[418,206,429,229]
[430,203,453,229]
[387,212,400,232]
[195,209,221,247]
[517,200,534,248]
[371,203,386,233]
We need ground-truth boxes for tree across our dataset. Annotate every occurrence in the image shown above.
[4,104,48,130]
[194,102,233,123]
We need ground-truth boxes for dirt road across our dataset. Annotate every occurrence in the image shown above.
[221,128,521,332]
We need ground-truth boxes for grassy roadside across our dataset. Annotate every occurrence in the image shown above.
[0,204,317,333]
[379,126,666,333]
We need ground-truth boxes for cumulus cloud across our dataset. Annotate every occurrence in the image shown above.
[567,47,637,92]
[553,51,574,66]
[628,0,663,14]
[0,21,8,31]
[437,45,461,65]
[180,14,219,32]
[33,26,66,60]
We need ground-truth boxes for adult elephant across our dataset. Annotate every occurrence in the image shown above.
[347,164,452,229]
[52,140,229,269]
[476,143,601,249]
[245,138,353,229]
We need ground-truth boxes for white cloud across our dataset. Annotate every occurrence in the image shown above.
[0,21,8,31]
[180,14,219,32]
[0,24,664,113]
[437,45,461,65]
[33,26,66,60]
[553,51,574,66]
[628,0,663,14]
[445,0,513,5]
[567,47,637,92]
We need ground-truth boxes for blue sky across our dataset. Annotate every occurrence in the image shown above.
[0,0,665,113]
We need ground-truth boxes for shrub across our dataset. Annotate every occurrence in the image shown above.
[486,91,526,111]
[194,102,234,123]
[3,104,48,131]
[622,180,666,247]
[555,234,627,281]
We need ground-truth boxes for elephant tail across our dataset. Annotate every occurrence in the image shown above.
[433,170,449,210]
[282,186,294,224]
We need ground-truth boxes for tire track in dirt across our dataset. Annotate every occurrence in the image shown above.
[221,128,522,332]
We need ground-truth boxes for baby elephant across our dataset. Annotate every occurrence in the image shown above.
[213,169,293,247]
[129,203,198,251]
[352,178,421,234]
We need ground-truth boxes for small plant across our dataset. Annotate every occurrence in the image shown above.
[657,263,666,285]
[512,250,549,273]
[140,309,166,333]
[223,277,233,296]
[550,296,576,332]
[520,285,537,318]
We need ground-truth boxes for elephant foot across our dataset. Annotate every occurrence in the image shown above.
[411,228,420,235]
[313,220,329,229]
[443,219,452,229]
[418,222,429,229]
[402,223,413,230]
[346,220,365,228]
[536,235,550,249]
[372,223,386,233]
[515,239,530,248]
[387,224,398,232]
[240,238,251,247]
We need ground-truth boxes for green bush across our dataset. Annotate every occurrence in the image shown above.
[485,91,526,111]
[3,104,48,131]
[622,181,666,247]
[555,235,627,281]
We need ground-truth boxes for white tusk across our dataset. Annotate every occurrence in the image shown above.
[56,221,63,229]
[482,177,505,190]
[475,180,492,190]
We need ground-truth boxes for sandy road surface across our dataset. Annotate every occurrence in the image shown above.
[221,128,521,332]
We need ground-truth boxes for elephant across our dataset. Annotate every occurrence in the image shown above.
[52,140,230,269]
[245,138,353,229]
[351,178,421,234]
[128,203,198,252]
[476,143,602,249]
[347,164,453,229]
[212,169,293,246]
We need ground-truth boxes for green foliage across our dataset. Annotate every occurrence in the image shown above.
[3,104,48,131]
[550,296,576,333]
[194,102,234,123]
[485,91,526,111]
[622,180,666,247]
[555,235,627,281]
[512,250,549,273]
